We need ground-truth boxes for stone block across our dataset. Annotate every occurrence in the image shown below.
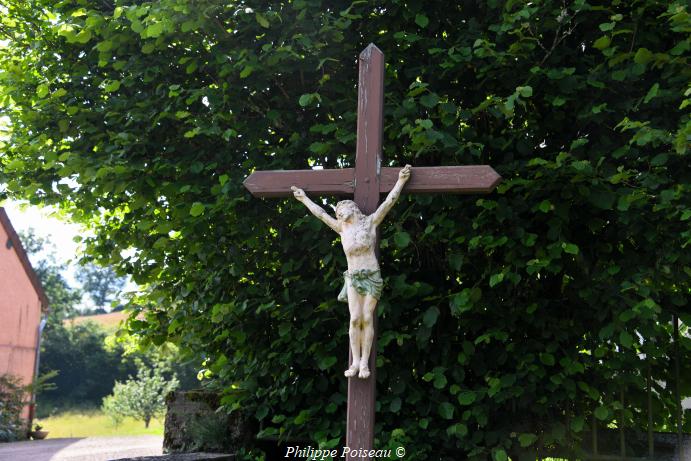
[163,390,253,454]
[110,454,234,461]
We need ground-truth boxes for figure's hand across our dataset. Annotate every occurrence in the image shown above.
[399,164,412,182]
[291,186,306,201]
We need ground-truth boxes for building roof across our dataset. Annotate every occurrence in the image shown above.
[0,207,50,311]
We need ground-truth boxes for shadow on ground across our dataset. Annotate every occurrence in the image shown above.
[0,438,83,461]
[0,435,163,461]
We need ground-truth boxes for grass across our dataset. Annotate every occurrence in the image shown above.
[64,311,129,334]
[35,409,164,438]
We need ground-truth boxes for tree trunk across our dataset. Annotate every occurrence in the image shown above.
[144,416,151,428]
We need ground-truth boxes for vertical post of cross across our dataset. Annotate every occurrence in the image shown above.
[353,44,384,214]
[346,43,384,461]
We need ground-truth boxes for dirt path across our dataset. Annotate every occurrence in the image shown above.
[0,435,163,461]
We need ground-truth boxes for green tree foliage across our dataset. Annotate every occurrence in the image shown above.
[0,0,689,458]
[39,321,198,412]
[102,360,179,428]
[39,321,138,409]
[76,262,127,309]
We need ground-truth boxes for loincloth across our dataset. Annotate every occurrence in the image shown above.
[338,269,383,303]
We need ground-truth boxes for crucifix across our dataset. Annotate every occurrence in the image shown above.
[243,44,500,460]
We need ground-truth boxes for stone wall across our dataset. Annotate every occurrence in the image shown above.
[163,390,254,454]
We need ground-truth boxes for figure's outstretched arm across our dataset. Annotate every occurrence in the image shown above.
[371,164,412,225]
[291,186,341,233]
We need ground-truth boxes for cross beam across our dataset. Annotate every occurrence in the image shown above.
[243,165,501,198]
[243,44,500,461]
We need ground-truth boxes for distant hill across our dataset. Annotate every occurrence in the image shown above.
[65,311,129,332]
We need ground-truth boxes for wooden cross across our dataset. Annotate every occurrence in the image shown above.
[244,44,500,461]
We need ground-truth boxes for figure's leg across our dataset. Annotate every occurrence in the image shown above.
[345,285,364,377]
[358,295,378,379]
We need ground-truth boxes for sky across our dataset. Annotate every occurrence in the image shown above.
[2,199,134,310]
[2,200,83,284]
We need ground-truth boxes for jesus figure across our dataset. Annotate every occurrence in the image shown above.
[291,165,412,379]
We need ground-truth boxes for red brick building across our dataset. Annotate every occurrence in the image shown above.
[0,207,49,423]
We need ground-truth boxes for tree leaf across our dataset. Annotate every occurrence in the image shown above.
[619,330,634,348]
[255,405,269,420]
[240,66,253,78]
[433,373,447,389]
[489,273,504,287]
[538,200,552,213]
[423,306,440,328]
[457,391,476,405]
[438,402,454,420]
[36,84,50,98]
[256,13,270,28]
[146,22,164,37]
[181,20,198,33]
[415,14,429,28]
[519,433,538,447]
[318,356,337,370]
[493,448,508,461]
[75,30,92,43]
[594,406,609,420]
[190,202,205,217]
[420,93,439,108]
[593,36,611,50]
[104,80,121,92]
[294,409,310,425]
[634,47,654,64]
[298,94,313,107]
[390,397,401,413]
[394,231,411,248]
[416,118,433,129]
[540,353,555,366]
[517,86,533,97]
[447,422,468,437]
[562,242,579,254]
[589,190,615,210]
[96,40,113,52]
[643,83,659,103]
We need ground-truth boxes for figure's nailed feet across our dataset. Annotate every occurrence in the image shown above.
[344,364,359,378]
[358,365,370,379]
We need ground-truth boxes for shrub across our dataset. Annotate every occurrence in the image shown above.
[102,360,179,428]
[0,374,27,442]
[101,395,124,428]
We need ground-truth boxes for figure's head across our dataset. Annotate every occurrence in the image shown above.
[335,200,362,222]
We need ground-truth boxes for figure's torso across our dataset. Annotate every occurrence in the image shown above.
[340,216,379,271]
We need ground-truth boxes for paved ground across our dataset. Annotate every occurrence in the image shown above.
[0,435,163,461]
